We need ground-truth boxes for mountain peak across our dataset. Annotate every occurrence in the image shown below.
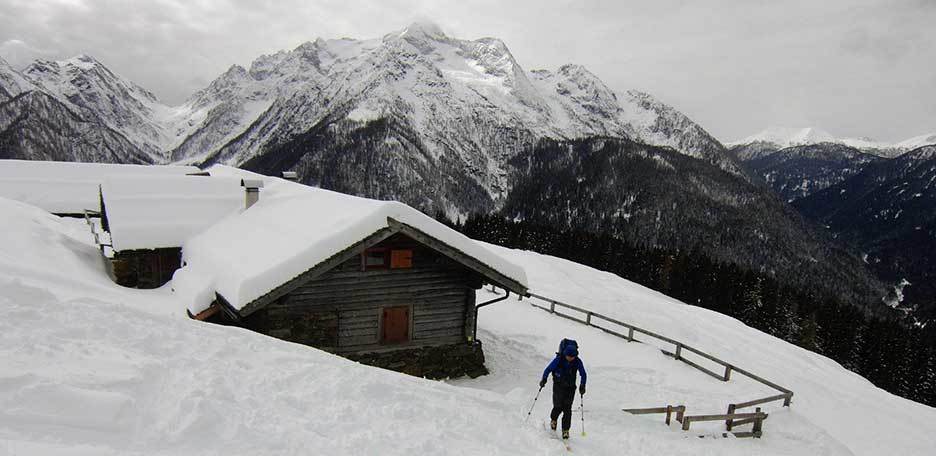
[63,54,101,70]
[400,21,446,40]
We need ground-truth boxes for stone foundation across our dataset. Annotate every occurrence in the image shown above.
[346,341,488,379]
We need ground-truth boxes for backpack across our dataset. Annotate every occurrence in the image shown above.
[556,338,579,357]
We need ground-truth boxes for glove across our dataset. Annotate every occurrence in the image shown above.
[579,385,586,395]
[539,378,547,388]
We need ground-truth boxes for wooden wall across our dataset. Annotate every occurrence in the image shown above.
[112,248,181,289]
[243,234,483,354]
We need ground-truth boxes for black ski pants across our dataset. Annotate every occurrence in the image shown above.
[550,385,576,431]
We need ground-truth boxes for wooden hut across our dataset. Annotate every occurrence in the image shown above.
[177,180,529,379]
[98,175,245,288]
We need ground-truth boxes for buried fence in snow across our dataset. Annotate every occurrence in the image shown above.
[525,291,793,438]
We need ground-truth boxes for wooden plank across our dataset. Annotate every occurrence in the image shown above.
[592,323,638,342]
[292,281,469,298]
[683,412,766,423]
[281,293,463,310]
[414,314,464,326]
[728,415,768,428]
[414,327,463,339]
[301,270,468,287]
[339,327,378,338]
[729,365,793,394]
[191,303,220,321]
[733,393,790,410]
[414,306,468,319]
[725,403,737,430]
[677,356,726,381]
[622,407,670,414]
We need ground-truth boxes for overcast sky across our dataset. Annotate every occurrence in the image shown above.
[1,0,933,142]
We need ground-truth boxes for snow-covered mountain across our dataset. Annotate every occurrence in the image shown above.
[728,126,935,160]
[0,56,155,164]
[0,22,733,211]
[23,55,178,159]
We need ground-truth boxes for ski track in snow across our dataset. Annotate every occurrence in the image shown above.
[0,197,934,455]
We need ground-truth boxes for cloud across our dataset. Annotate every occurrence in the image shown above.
[0,0,933,141]
[0,39,55,67]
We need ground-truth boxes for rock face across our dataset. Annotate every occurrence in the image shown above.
[794,145,936,316]
[742,143,883,202]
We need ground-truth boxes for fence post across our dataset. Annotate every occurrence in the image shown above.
[586,312,592,325]
[681,416,691,431]
[783,392,792,407]
[627,327,634,341]
[676,406,685,424]
[723,365,732,382]
[674,343,682,360]
[665,405,672,425]
[752,407,763,437]
[725,403,736,431]
[550,301,555,313]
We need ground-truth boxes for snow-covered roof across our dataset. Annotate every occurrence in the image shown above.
[174,167,528,314]
[0,160,200,215]
[101,175,244,252]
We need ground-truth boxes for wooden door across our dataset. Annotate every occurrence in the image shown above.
[382,306,410,343]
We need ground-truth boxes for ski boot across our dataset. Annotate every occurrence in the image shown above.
[562,429,570,440]
[550,420,557,431]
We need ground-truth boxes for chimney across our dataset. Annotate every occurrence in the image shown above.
[281,171,298,182]
[240,178,264,209]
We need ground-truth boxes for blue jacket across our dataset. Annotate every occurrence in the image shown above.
[542,356,587,388]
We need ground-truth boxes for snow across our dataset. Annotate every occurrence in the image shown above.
[728,127,838,148]
[101,175,244,252]
[1,195,934,455]
[175,167,527,313]
[0,160,199,215]
[729,127,933,158]
[471,245,936,456]
[896,133,936,150]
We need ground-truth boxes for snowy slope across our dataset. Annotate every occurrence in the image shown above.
[2,194,933,454]
[474,246,936,456]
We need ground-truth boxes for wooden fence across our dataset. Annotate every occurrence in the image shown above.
[526,292,793,438]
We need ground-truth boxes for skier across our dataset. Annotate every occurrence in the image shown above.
[539,339,587,439]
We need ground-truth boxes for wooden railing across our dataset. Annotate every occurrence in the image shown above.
[527,292,794,437]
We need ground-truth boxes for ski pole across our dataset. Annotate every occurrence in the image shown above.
[524,386,544,423]
[580,392,586,436]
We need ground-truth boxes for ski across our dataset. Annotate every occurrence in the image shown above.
[542,420,573,452]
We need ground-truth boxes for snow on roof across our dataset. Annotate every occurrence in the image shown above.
[102,175,244,252]
[0,160,200,215]
[175,167,528,314]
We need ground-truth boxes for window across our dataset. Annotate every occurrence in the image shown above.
[363,248,414,270]
[381,306,410,343]
[390,249,413,269]
[363,248,389,270]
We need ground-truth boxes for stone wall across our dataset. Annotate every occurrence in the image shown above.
[346,341,488,379]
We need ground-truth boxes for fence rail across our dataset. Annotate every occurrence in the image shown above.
[527,292,794,437]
